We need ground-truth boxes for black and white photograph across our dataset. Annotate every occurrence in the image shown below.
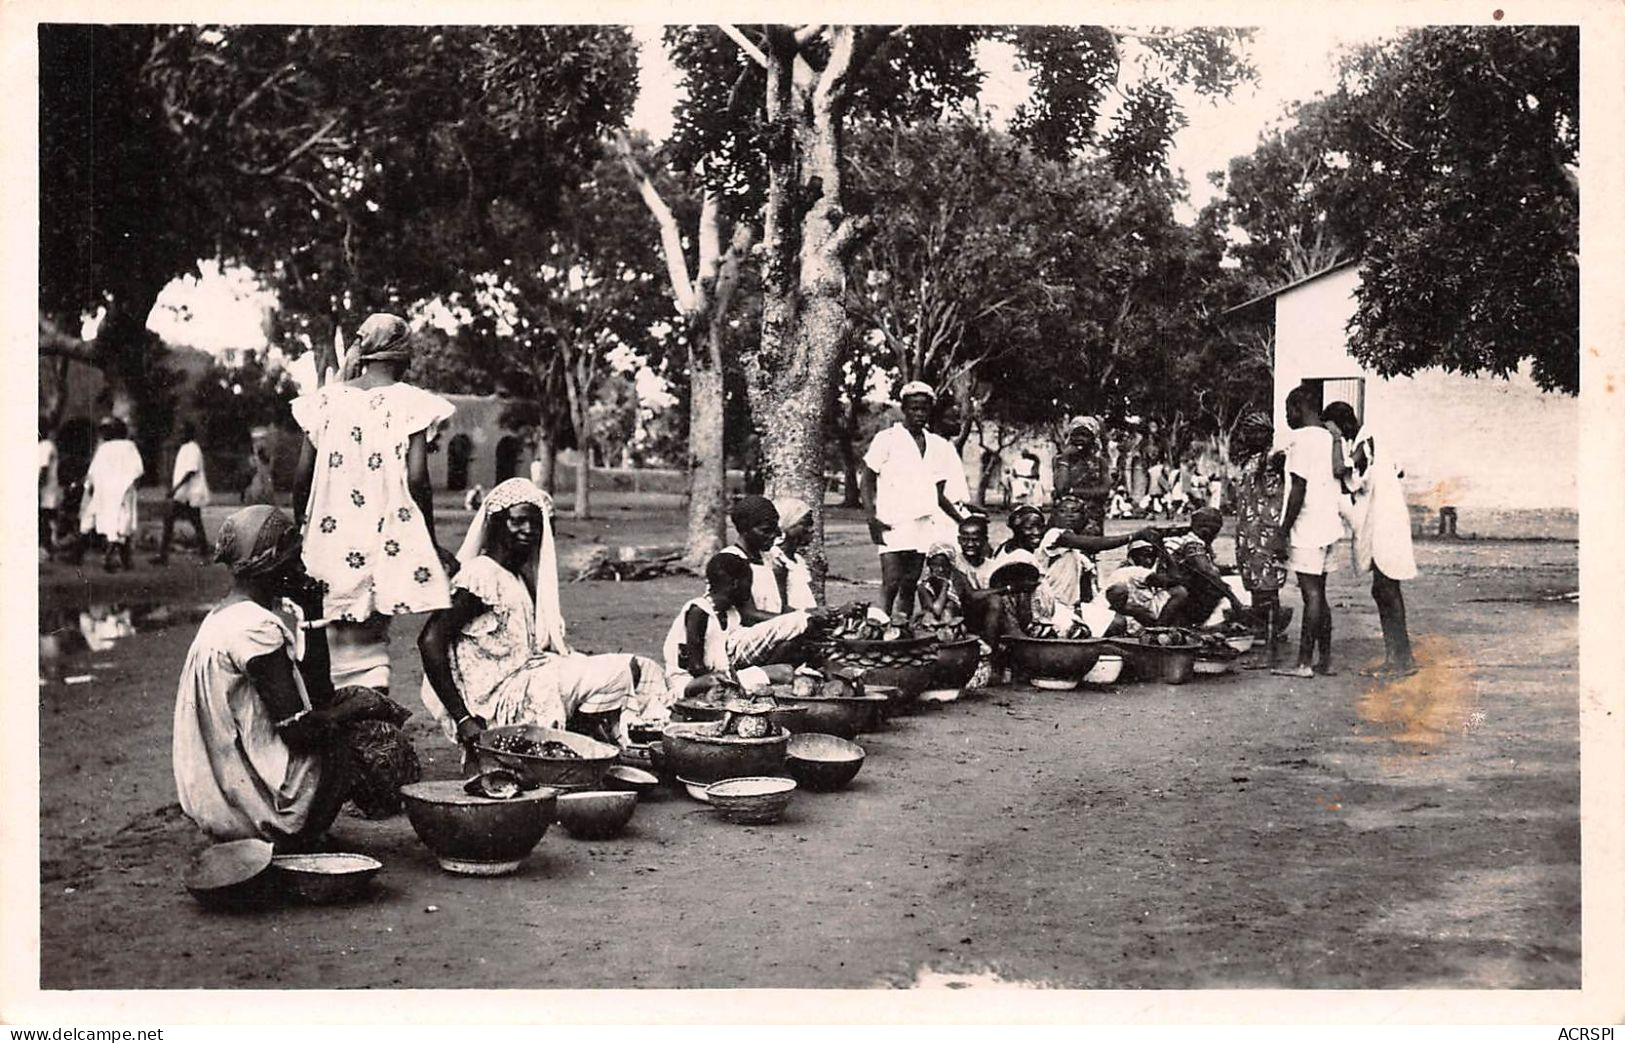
[6,1,1622,1025]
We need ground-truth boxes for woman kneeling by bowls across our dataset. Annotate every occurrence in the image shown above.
[418,478,668,760]
[173,507,418,852]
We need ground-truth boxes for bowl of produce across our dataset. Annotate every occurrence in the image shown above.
[671,698,808,733]
[769,674,887,739]
[475,725,618,792]
[824,620,940,705]
[183,838,277,911]
[270,853,382,904]
[1083,654,1124,686]
[1003,636,1108,686]
[555,790,638,840]
[399,780,559,876]
[661,722,789,785]
[785,733,866,792]
[706,777,797,825]
[603,764,661,797]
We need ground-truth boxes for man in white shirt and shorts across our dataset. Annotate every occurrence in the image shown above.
[1270,385,1346,678]
[861,382,969,618]
[154,421,212,564]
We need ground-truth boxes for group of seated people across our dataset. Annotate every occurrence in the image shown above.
[171,478,1248,853]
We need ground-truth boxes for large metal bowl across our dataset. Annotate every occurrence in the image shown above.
[1118,642,1202,685]
[660,722,789,785]
[399,780,559,876]
[1003,636,1109,685]
[270,853,382,904]
[474,725,618,792]
[824,636,939,705]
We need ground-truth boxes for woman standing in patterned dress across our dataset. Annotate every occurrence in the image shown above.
[1231,412,1292,666]
[291,313,456,696]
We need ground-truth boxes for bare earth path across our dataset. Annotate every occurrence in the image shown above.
[37,508,1579,989]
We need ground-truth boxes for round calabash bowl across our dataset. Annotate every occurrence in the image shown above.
[661,722,789,786]
[1003,636,1106,684]
[603,764,661,797]
[474,725,619,792]
[183,838,276,911]
[270,853,382,904]
[768,690,887,739]
[706,776,797,825]
[671,700,809,733]
[399,780,559,876]
[931,637,982,690]
[785,733,866,792]
[680,777,713,803]
[555,790,638,840]
[1224,634,1256,654]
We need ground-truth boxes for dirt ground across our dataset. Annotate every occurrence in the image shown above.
[36,502,1580,989]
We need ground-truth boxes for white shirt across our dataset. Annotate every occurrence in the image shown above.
[719,545,783,614]
[661,595,739,691]
[1284,425,1346,549]
[171,440,211,508]
[863,423,962,524]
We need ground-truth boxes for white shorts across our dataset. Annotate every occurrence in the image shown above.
[1288,542,1340,576]
[877,515,939,556]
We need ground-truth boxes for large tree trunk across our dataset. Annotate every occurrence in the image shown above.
[684,338,727,567]
[532,428,556,492]
[563,362,592,520]
[743,26,872,597]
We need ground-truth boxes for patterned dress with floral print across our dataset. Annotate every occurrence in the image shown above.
[1234,451,1289,593]
[290,382,455,620]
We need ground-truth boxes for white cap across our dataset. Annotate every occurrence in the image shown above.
[898,381,936,402]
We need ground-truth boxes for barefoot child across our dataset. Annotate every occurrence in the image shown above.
[1271,386,1344,678]
[662,553,822,699]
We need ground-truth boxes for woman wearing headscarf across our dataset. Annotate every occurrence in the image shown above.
[1052,416,1110,535]
[720,495,790,618]
[769,496,818,611]
[418,478,669,755]
[173,507,416,848]
[78,417,145,572]
[291,313,456,696]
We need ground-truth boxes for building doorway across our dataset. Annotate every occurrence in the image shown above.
[445,433,473,490]
[495,435,522,482]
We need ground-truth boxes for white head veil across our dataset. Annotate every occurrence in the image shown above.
[459,477,569,655]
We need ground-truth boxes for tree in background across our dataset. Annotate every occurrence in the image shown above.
[39,25,641,432]
[1211,26,1578,394]
[664,24,1252,590]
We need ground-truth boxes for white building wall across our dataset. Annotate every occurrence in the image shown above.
[1272,267,1577,537]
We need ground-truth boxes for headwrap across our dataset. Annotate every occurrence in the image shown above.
[897,381,936,402]
[729,495,779,533]
[1239,410,1273,439]
[350,314,413,368]
[1065,415,1102,441]
[1008,504,1045,527]
[456,477,568,655]
[1127,538,1156,555]
[926,541,958,561]
[770,497,811,533]
[1191,506,1223,530]
[215,505,301,578]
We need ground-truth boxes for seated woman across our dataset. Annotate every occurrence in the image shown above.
[418,478,667,756]
[770,496,818,611]
[173,506,418,851]
[1102,539,1182,628]
[720,495,789,618]
[662,553,821,698]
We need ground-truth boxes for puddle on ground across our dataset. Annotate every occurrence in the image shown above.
[39,602,214,668]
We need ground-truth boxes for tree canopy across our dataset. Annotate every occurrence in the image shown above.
[1210,25,1578,393]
